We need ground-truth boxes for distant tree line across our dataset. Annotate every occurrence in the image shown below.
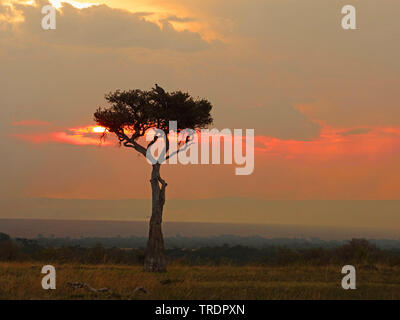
[2,232,400,266]
[167,239,400,267]
[23,234,400,250]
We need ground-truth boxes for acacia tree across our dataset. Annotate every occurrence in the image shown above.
[94,85,213,272]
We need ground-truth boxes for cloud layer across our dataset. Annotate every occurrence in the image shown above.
[9,1,209,51]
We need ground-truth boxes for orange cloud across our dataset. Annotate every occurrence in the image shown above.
[14,131,110,146]
[12,121,400,160]
[13,123,111,146]
[255,125,400,159]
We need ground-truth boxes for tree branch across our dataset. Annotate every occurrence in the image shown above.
[117,131,147,156]
[165,134,195,160]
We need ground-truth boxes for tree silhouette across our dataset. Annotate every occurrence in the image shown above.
[94,85,213,272]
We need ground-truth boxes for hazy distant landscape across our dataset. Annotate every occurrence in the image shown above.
[1,218,400,241]
[2,198,400,240]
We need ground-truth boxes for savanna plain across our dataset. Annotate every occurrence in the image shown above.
[1,262,400,300]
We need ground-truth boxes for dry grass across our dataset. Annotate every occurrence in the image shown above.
[1,262,400,300]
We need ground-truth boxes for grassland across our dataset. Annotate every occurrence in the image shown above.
[0,262,400,300]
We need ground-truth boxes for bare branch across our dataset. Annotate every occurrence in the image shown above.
[165,133,195,160]
[165,140,194,160]
[123,140,147,156]
[116,130,147,156]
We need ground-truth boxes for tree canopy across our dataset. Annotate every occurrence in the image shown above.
[94,86,213,157]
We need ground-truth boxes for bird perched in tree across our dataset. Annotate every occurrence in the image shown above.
[155,83,166,96]
[155,83,168,109]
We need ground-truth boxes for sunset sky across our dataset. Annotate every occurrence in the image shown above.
[1,0,400,229]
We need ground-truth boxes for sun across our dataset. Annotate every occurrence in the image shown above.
[92,126,107,133]
[48,0,98,10]
[68,125,107,134]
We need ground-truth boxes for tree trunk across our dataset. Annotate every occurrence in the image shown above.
[144,163,167,272]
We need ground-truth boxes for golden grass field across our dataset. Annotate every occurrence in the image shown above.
[0,262,400,300]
